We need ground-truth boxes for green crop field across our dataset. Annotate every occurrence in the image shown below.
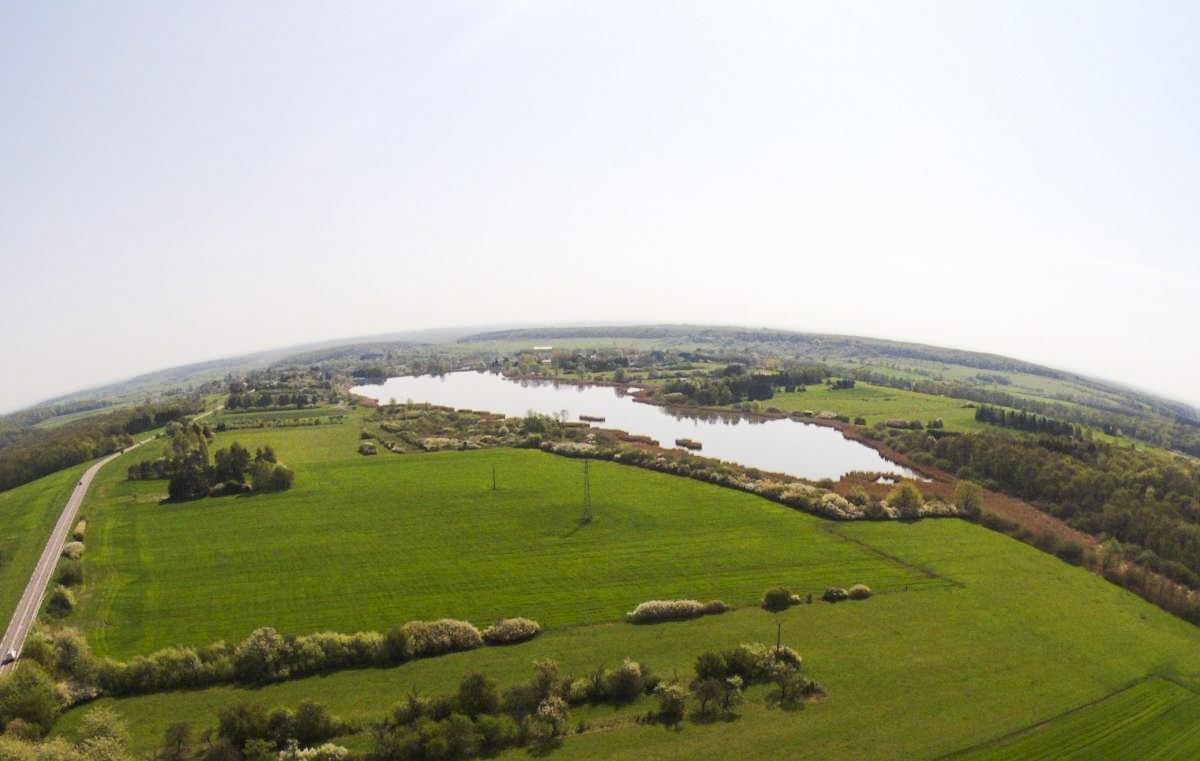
[55,499,1200,759]
[43,403,1200,760]
[0,461,91,626]
[952,678,1200,760]
[66,420,938,657]
[759,382,988,431]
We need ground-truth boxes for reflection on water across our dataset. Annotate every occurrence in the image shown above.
[350,371,920,482]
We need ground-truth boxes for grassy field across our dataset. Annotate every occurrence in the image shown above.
[951,678,1200,760]
[0,461,91,627]
[55,507,1200,759]
[759,382,987,431]
[68,422,936,657]
[45,402,1200,759]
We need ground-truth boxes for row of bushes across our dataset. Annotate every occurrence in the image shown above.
[537,440,870,520]
[761,584,871,611]
[372,658,657,761]
[624,599,728,624]
[23,618,543,700]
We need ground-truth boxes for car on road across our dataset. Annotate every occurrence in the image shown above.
[2,648,16,664]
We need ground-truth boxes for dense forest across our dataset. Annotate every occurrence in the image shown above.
[883,428,1200,585]
[0,399,202,493]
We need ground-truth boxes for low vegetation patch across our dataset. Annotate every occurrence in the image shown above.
[481,618,542,645]
[848,583,872,600]
[402,619,484,658]
[822,587,849,603]
[625,599,728,624]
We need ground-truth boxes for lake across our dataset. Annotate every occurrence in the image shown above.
[350,371,921,481]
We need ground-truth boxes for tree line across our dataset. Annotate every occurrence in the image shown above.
[974,405,1081,437]
[0,399,201,493]
[883,427,1200,585]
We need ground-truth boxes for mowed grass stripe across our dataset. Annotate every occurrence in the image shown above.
[71,445,930,656]
[955,678,1200,760]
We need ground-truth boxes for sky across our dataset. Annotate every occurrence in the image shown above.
[2,1,1198,413]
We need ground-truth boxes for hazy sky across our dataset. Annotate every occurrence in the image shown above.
[2,2,1198,413]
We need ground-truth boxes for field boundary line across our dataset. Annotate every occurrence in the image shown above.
[933,674,1191,760]
[819,524,965,589]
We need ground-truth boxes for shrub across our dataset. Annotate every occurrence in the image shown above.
[654,683,687,725]
[848,584,872,600]
[886,482,923,517]
[625,599,710,624]
[61,542,85,560]
[761,587,793,612]
[1034,529,1059,553]
[457,673,501,718]
[694,651,728,681]
[57,560,83,587]
[45,585,75,616]
[403,619,483,659]
[0,662,59,734]
[72,520,87,541]
[822,587,849,603]
[1057,540,1085,566]
[954,480,984,519]
[602,659,644,703]
[482,618,541,645]
[233,628,288,683]
[854,417,867,426]
[382,627,408,664]
[701,599,729,615]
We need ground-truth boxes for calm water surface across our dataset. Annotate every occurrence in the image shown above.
[351,372,920,481]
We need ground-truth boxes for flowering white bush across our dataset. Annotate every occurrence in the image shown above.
[402,619,483,658]
[482,617,542,645]
[279,743,349,761]
[625,599,728,624]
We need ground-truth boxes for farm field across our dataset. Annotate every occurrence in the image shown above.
[759,382,987,431]
[55,496,1200,759]
[0,461,91,627]
[40,387,1200,760]
[66,420,937,657]
[953,678,1200,761]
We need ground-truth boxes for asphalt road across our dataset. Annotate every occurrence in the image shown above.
[0,409,217,676]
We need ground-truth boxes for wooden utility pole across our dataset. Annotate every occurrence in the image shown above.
[581,460,593,523]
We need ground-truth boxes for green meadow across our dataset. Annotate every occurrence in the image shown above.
[67,422,934,657]
[0,461,91,626]
[56,508,1200,759]
[758,382,987,431]
[46,409,1200,759]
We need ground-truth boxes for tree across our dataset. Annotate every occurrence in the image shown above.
[887,482,924,517]
[954,480,984,518]
[162,723,193,761]
[693,678,725,717]
[457,673,500,718]
[214,443,251,483]
[216,703,269,750]
[654,683,687,725]
[535,696,568,737]
[292,701,336,747]
[0,662,59,734]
